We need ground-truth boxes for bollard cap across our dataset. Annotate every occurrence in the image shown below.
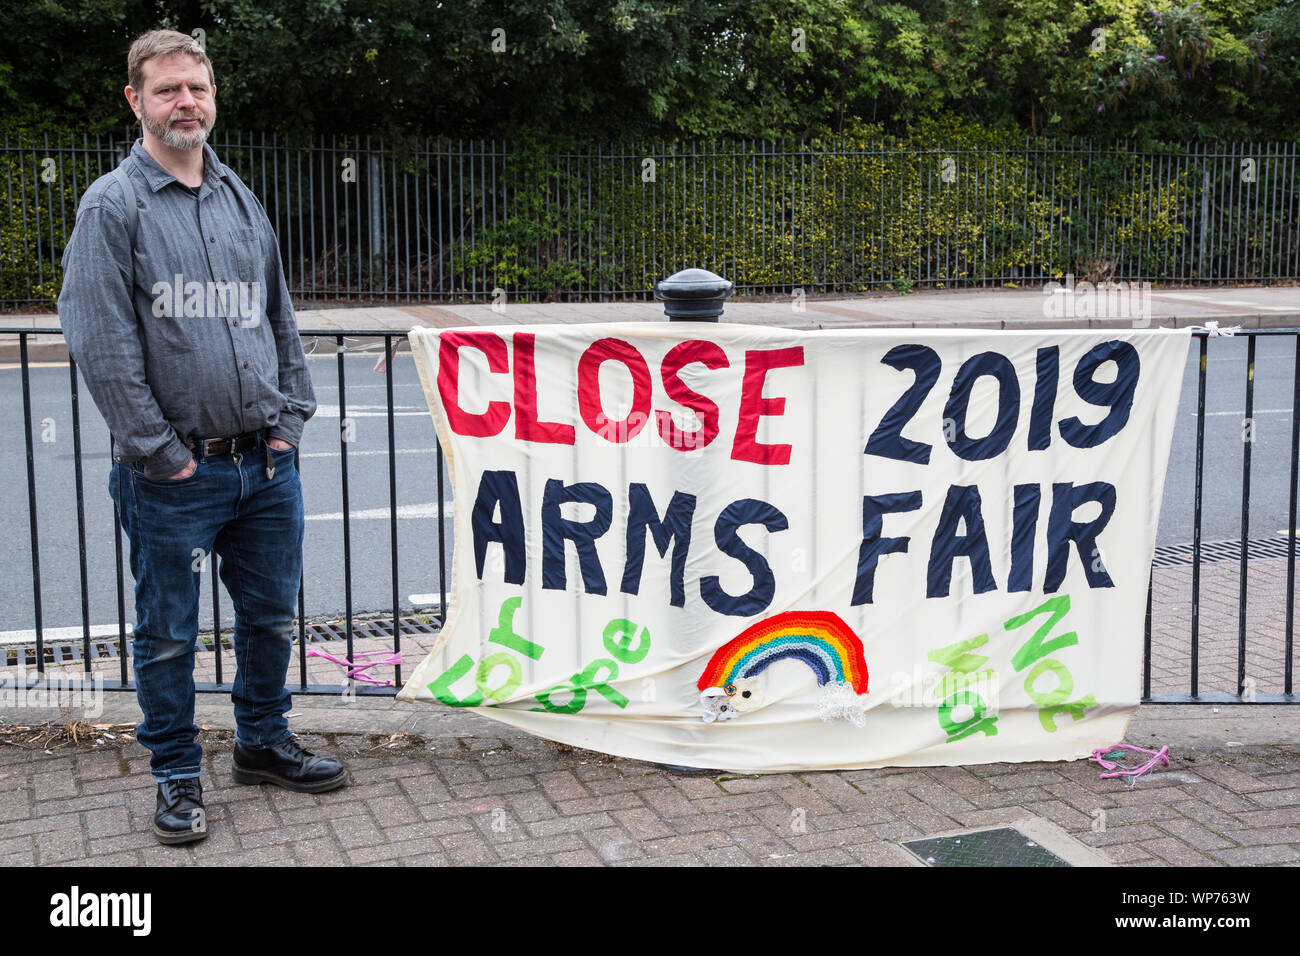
[654,268,733,321]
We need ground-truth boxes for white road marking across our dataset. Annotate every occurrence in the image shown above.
[1152,293,1296,310]
[0,623,132,646]
[312,383,425,390]
[299,446,440,460]
[1204,408,1291,416]
[313,404,427,418]
[306,501,455,521]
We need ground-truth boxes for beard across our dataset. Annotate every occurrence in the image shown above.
[140,103,215,150]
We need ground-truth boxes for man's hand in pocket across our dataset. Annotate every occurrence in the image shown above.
[168,459,197,480]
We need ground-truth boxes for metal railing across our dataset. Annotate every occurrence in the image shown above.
[5,131,1300,307]
[6,329,442,698]
[1,327,1296,703]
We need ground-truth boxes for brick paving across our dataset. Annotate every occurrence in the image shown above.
[0,720,1295,866]
[1149,560,1293,697]
[3,550,1298,865]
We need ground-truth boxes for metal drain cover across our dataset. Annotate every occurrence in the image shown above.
[903,827,1070,867]
[1151,536,1294,568]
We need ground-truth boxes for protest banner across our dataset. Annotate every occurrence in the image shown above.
[397,323,1190,772]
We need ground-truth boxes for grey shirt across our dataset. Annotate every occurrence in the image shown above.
[58,138,316,480]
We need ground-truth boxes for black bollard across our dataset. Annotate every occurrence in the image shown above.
[655,267,733,321]
[653,267,729,776]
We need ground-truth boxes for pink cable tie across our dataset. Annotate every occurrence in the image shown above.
[306,647,402,686]
[1089,743,1170,786]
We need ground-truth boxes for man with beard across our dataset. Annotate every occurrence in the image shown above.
[58,30,346,846]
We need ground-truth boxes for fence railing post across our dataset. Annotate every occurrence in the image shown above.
[1199,156,1211,279]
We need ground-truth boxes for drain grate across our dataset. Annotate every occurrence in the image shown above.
[2,639,122,669]
[1152,536,1295,568]
[903,827,1070,867]
[2,612,443,668]
[297,613,443,647]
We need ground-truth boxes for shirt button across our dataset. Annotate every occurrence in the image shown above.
[209,237,216,243]
[245,402,253,409]
[243,361,249,369]
[231,319,238,326]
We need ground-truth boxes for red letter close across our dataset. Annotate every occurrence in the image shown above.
[513,333,576,445]
[732,346,804,465]
[656,340,729,451]
[437,331,511,437]
[578,338,653,443]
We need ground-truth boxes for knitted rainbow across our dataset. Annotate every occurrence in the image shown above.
[697,611,869,695]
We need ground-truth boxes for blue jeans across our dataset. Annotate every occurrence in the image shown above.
[109,434,303,781]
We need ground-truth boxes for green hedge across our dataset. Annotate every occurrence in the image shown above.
[0,121,95,306]
[449,118,1226,297]
[3,116,1293,307]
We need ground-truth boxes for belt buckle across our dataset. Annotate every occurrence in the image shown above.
[194,437,227,457]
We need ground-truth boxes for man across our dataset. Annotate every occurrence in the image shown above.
[58,30,346,846]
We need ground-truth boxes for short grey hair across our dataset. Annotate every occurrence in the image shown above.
[127,29,214,91]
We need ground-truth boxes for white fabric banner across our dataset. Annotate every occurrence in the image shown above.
[398,323,1190,772]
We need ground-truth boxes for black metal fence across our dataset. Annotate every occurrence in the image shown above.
[5,131,1300,307]
[6,330,440,698]
[1,327,1297,703]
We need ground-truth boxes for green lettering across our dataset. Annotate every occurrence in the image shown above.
[602,619,650,664]
[428,654,484,707]
[488,597,543,660]
[1024,658,1073,707]
[928,634,991,673]
[475,652,522,701]
[1039,694,1097,732]
[938,691,998,741]
[577,657,629,708]
[936,668,997,700]
[529,657,630,714]
[533,681,586,714]
[1005,595,1076,671]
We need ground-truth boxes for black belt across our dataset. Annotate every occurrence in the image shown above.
[185,430,262,458]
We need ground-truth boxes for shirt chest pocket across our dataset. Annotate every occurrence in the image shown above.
[228,227,263,284]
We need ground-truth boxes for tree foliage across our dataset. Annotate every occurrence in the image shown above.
[1,0,1297,142]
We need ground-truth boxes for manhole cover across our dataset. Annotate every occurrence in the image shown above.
[902,827,1070,867]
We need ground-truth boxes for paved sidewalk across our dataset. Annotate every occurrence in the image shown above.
[0,701,1296,867]
[4,284,1299,360]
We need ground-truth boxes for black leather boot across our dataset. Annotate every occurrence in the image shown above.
[231,737,348,793]
[154,778,208,845]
